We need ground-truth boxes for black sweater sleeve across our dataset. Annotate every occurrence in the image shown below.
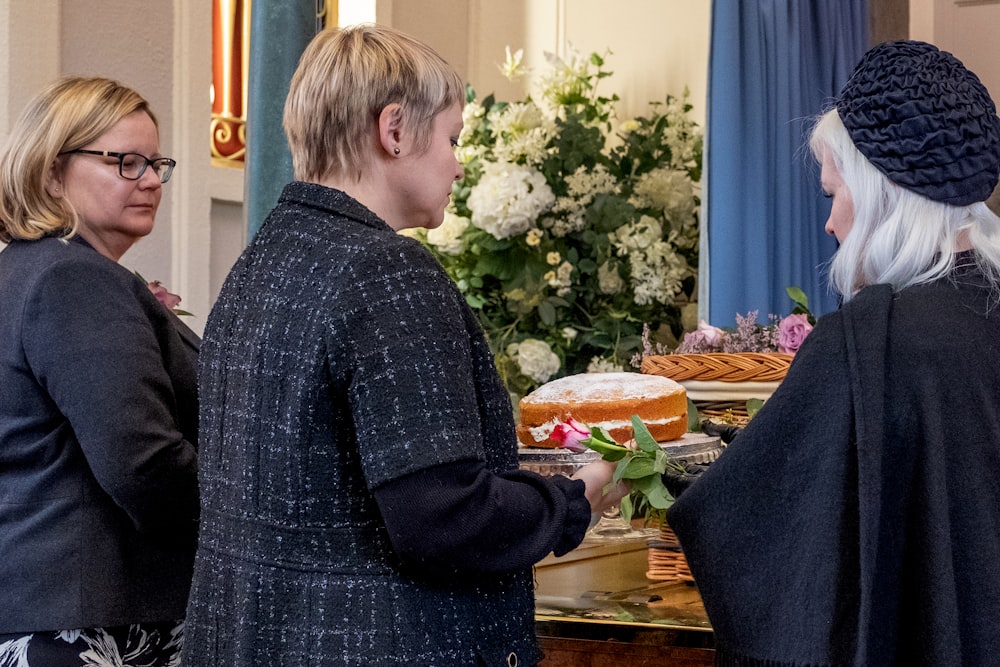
[373,459,591,576]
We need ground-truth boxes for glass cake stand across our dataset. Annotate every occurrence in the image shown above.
[518,432,723,542]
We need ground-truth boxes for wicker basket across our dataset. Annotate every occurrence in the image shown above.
[646,523,693,583]
[641,352,793,383]
[642,353,793,423]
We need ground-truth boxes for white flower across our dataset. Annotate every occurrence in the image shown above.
[546,251,562,266]
[509,338,561,383]
[498,46,527,81]
[587,356,624,373]
[525,228,544,247]
[631,168,697,229]
[467,161,555,240]
[627,242,688,306]
[598,261,625,295]
[619,119,641,134]
[489,102,554,165]
[613,215,663,252]
[562,327,578,340]
[425,212,470,256]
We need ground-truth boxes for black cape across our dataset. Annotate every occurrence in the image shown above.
[670,271,1000,666]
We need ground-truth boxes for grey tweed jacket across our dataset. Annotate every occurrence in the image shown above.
[184,182,541,666]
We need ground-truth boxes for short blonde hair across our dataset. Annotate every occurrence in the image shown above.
[283,24,465,183]
[0,77,156,243]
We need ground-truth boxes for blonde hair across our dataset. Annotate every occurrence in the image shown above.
[283,24,465,183]
[0,77,156,243]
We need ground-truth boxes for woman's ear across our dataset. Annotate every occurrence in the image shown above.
[45,157,65,198]
[377,103,405,157]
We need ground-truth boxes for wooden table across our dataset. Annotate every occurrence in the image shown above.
[534,535,715,666]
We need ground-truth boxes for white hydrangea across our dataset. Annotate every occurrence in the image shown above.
[586,356,624,373]
[630,168,697,229]
[467,161,555,240]
[508,338,561,383]
[425,211,470,256]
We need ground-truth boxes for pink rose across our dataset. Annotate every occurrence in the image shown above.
[696,320,725,347]
[678,320,726,353]
[147,280,182,311]
[777,313,813,354]
[551,418,591,453]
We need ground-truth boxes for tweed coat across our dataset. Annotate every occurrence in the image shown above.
[184,182,558,666]
[0,235,200,634]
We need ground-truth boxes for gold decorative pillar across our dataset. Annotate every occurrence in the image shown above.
[212,0,251,165]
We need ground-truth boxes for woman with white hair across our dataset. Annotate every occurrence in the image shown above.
[669,41,1000,665]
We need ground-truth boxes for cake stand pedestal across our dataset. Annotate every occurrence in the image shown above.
[518,432,723,543]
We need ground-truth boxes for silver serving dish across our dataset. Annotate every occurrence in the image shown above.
[518,432,723,476]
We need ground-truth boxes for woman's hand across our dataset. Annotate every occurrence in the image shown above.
[571,459,628,515]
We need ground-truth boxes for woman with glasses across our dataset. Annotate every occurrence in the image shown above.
[0,77,198,666]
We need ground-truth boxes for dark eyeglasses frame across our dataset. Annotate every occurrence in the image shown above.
[59,149,177,183]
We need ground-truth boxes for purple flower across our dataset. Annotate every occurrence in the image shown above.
[777,313,813,353]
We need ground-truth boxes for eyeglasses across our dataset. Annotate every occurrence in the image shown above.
[59,149,177,183]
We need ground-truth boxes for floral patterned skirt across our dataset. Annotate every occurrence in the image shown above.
[0,620,183,667]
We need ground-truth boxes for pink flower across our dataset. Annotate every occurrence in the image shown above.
[677,320,727,353]
[777,313,813,354]
[147,281,182,311]
[696,320,726,347]
[550,418,591,453]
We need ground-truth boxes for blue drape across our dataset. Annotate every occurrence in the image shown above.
[704,0,868,324]
[245,1,323,239]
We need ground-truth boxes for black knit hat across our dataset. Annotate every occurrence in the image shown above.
[836,40,1000,206]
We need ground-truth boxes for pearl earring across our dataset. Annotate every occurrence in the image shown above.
[393,147,400,155]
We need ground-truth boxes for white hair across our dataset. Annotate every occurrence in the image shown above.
[809,109,1000,303]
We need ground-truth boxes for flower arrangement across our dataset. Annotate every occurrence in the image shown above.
[408,48,703,397]
[639,286,815,358]
[551,414,682,525]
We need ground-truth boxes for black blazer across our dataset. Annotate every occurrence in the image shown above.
[0,235,199,633]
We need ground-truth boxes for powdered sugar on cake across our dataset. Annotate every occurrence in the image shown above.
[527,372,684,402]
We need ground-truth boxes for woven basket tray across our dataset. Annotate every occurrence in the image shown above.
[641,352,793,383]
[646,523,693,583]
[642,352,793,423]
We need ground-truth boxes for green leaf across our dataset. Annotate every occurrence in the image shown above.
[687,399,701,431]
[619,454,656,479]
[786,285,808,309]
[538,300,556,326]
[619,494,634,523]
[746,398,764,419]
[630,415,660,454]
[631,475,675,509]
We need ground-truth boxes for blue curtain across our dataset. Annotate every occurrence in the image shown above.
[704,0,868,324]
[244,1,324,239]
